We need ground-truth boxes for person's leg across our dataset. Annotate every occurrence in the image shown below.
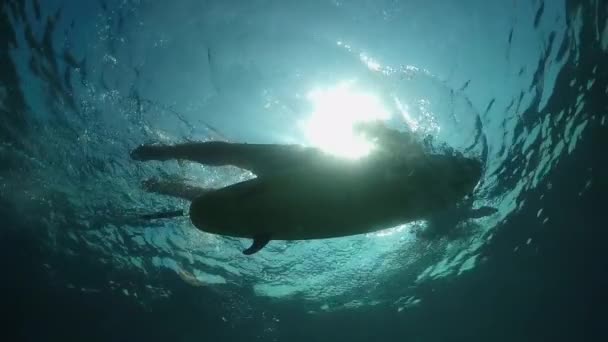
[141,178,211,201]
[131,141,319,176]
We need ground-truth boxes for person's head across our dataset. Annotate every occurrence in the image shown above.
[414,154,483,207]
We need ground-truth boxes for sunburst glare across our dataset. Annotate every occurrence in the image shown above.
[300,81,391,159]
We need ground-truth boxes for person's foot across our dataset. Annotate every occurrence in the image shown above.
[141,177,184,195]
[141,176,188,192]
[141,177,158,189]
[130,144,171,161]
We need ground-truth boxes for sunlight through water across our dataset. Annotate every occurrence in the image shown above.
[299,81,391,159]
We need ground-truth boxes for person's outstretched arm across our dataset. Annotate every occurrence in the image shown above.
[130,141,322,176]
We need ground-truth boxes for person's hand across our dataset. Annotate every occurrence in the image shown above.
[130,143,170,161]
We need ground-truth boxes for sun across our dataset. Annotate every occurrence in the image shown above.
[299,81,391,159]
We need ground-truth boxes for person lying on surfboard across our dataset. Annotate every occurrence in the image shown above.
[130,121,483,255]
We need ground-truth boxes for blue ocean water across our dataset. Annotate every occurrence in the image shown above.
[0,0,605,341]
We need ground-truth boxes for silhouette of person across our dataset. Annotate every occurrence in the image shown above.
[131,121,482,254]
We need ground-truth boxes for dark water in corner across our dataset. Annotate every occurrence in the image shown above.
[0,0,606,341]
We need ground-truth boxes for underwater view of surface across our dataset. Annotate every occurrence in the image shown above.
[0,0,606,341]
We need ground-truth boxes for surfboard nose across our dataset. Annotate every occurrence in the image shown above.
[457,158,483,193]
[465,158,482,184]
